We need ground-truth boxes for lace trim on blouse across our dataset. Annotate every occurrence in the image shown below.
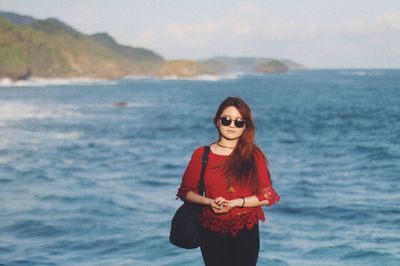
[199,210,265,236]
[256,186,281,205]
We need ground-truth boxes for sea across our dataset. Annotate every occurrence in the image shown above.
[0,70,399,266]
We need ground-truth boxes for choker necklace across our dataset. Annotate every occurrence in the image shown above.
[217,141,235,149]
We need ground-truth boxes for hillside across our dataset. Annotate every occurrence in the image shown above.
[0,11,164,80]
[157,60,217,78]
[255,60,290,74]
[200,56,305,74]
[0,11,305,80]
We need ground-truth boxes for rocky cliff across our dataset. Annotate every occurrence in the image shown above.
[0,11,305,81]
[255,60,290,73]
[0,12,163,80]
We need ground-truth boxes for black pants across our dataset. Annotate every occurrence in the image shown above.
[200,224,260,266]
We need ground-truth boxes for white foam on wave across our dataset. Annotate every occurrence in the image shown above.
[53,131,82,140]
[0,101,81,123]
[340,70,387,77]
[0,77,118,87]
[157,72,242,81]
[0,155,11,165]
[350,71,368,76]
[0,73,244,86]
[0,138,10,150]
[125,102,153,108]
[121,75,154,80]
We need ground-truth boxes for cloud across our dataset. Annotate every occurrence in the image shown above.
[132,30,155,47]
[219,19,250,34]
[128,3,400,67]
[338,19,368,34]
[129,1,324,61]
[157,2,321,51]
[164,22,219,47]
[377,12,400,31]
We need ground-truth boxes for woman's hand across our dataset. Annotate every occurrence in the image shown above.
[209,197,231,214]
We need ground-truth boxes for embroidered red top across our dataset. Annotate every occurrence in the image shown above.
[176,146,280,236]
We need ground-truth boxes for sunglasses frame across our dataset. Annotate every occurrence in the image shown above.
[219,116,246,128]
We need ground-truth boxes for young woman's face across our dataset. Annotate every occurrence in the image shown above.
[217,106,246,140]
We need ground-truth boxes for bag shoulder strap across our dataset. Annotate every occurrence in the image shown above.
[197,146,210,195]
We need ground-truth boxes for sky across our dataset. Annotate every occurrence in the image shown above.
[1,0,400,68]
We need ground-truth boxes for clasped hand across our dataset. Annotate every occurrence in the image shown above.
[210,197,237,214]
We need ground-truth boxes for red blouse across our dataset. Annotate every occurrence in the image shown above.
[177,146,280,236]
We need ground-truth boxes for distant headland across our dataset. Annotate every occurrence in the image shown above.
[0,11,305,81]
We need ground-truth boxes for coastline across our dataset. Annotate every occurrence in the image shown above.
[0,77,119,87]
[0,72,245,87]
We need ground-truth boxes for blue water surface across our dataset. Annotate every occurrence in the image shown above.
[0,70,399,266]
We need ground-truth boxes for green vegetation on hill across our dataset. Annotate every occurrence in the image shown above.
[200,56,304,74]
[0,12,164,80]
[29,18,80,35]
[0,11,305,80]
[255,60,290,73]
[0,11,36,25]
[158,60,217,77]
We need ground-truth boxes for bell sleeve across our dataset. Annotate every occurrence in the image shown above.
[176,147,203,200]
[254,151,280,206]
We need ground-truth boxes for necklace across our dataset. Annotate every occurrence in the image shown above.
[217,141,235,149]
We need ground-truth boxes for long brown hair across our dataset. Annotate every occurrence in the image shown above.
[213,97,268,194]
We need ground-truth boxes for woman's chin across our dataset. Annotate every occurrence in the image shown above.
[221,134,240,141]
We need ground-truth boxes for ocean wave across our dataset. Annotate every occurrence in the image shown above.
[0,155,11,165]
[157,72,242,81]
[53,131,82,140]
[5,219,64,238]
[111,101,154,108]
[338,70,387,76]
[0,101,81,123]
[0,73,243,86]
[0,77,118,87]
[340,249,394,260]
[307,243,355,256]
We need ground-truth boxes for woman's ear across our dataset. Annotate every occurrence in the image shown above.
[216,119,220,129]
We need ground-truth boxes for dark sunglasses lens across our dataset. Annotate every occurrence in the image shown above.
[234,120,245,128]
[220,117,245,128]
[220,117,232,126]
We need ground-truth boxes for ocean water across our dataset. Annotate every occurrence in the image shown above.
[0,70,399,266]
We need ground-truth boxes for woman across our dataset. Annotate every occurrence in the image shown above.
[176,97,280,266]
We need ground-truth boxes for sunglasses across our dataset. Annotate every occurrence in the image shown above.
[219,116,246,128]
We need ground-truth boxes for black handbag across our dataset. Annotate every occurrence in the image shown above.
[169,146,210,249]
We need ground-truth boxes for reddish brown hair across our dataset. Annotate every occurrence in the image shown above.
[213,97,268,194]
